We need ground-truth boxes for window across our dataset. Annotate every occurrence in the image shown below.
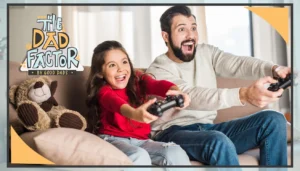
[205,6,253,56]
[150,6,170,61]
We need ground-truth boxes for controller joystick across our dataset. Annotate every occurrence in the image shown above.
[147,95,184,117]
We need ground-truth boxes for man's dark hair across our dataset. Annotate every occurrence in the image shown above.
[160,5,196,34]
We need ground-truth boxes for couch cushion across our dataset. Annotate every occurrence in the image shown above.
[20,128,132,165]
[190,154,258,166]
[191,143,293,166]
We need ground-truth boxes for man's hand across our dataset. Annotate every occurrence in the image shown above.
[239,76,284,108]
[272,65,291,79]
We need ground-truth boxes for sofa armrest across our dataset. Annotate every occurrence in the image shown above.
[215,77,294,142]
[215,77,267,123]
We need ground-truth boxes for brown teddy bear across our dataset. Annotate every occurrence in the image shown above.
[9,76,87,131]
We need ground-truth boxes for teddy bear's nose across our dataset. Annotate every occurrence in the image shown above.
[33,81,44,89]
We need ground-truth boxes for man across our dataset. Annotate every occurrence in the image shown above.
[146,5,290,166]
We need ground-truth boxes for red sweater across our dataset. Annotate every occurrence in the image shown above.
[97,71,175,139]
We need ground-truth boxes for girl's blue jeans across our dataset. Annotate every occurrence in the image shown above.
[99,134,190,166]
[153,110,288,166]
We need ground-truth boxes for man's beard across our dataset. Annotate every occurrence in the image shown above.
[169,36,196,62]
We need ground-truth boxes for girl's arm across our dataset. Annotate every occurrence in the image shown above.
[140,73,175,97]
[120,98,158,123]
[169,85,180,91]
[99,85,158,123]
[98,86,128,114]
[141,73,190,109]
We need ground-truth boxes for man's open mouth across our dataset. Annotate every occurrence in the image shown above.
[181,40,195,53]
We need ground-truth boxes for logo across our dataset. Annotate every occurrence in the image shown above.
[20,14,83,75]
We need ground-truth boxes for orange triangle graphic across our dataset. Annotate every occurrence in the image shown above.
[245,7,289,44]
[10,126,54,165]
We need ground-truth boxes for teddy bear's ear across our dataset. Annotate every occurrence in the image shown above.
[9,85,18,105]
[50,81,58,96]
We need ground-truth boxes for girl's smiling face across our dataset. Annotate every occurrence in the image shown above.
[101,49,131,89]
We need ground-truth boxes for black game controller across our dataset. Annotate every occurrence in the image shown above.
[268,74,292,92]
[147,95,184,117]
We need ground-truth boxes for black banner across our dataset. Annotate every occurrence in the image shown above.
[28,70,76,75]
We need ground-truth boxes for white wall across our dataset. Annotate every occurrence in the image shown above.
[9,6,58,63]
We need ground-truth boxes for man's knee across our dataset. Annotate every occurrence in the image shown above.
[260,110,287,130]
[198,131,238,165]
[159,142,191,165]
[207,131,236,151]
[129,147,152,165]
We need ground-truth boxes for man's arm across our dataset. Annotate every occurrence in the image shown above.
[209,45,291,80]
[147,67,243,110]
[147,67,284,110]
[209,44,275,79]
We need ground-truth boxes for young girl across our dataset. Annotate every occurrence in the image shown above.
[86,40,191,165]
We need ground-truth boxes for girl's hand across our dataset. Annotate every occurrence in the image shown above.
[166,90,191,110]
[133,98,159,123]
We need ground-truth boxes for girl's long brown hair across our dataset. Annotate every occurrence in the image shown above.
[86,41,144,134]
